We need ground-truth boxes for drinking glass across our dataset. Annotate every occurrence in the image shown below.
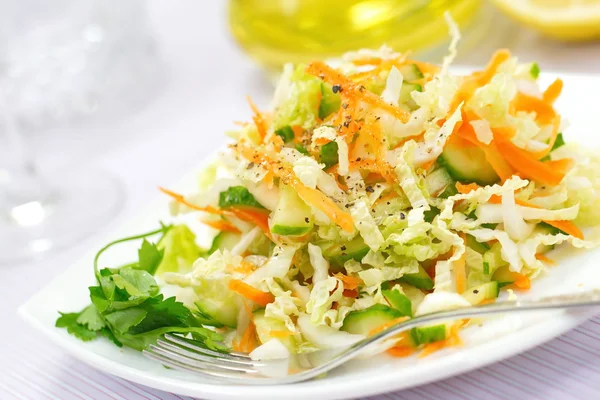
[0,0,159,263]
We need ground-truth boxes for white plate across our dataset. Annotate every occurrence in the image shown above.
[19,72,600,400]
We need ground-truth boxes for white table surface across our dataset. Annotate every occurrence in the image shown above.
[3,1,600,399]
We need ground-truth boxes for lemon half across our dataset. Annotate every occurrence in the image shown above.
[491,0,600,41]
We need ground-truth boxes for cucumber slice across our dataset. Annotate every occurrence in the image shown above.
[529,62,540,79]
[219,186,265,209]
[492,265,521,288]
[482,242,507,276]
[195,297,238,328]
[466,234,490,255]
[439,142,499,185]
[322,236,369,267]
[399,265,434,290]
[425,167,456,197]
[320,141,339,168]
[382,287,413,317]
[319,82,341,119]
[410,324,447,345]
[275,126,295,142]
[398,64,424,81]
[341,304,405,336]
[270,184,313,236]
[462,281,499,305]
[209,231,241,254]
[399,82,422,111]
[253,309,296,351]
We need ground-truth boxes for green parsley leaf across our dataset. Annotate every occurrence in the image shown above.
[56,312,98,341]
[111,268,159,299]
[105,308,148,334]
[76,305,105,331]
[137,239,164,275]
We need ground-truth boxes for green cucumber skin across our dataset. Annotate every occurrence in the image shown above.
[341,304,405,336]
[271,225,312,236]
[399,265,434,290]
[382,288,413,317]
[462,281,499,305]
[410,324,447,345]
[439,145,499,186]
[319,83,341,119]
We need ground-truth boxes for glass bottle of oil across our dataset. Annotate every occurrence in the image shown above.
[228,0,482,72]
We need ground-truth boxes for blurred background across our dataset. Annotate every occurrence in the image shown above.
[0,0,599,264]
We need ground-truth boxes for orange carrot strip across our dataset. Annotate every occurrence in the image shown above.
[545,157,573,176]
[493,135,565,186]
[200,218,241,234]
[454,234,467,294]
[477,49,512,85]
[228,206,271,236]
[513,275,531,290]
[368,317,410,336]
[535,253,556,265]
[342,289,359,298]
[529,116,561,160]
[237,145,355,232]
[455,182,480,194]
[305,61,410,123]
[246,96,267,141]
[545,220,584,240]
[228,279,275,307]
[543,78,563,105]
[333,273,363,290]
[159,187,226,215]
[387,346,416,358]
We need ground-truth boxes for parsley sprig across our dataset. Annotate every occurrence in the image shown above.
[56,224,225,351]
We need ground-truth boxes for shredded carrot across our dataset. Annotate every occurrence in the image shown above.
[455,182,480,194]
[200,218,241,234]
[545,220,584,240]
[543,78,563,105]
[418,324,463,358]
[246,96,267,141]
[342,289,359,298]
[513,274,531,290]
[233,260,257,275]
[387,346,416,358]
[373,191,399,207]
[237,320,258,353]
[454,234,467,294]
[228,279,275,307]
[476,49,512,86]
[159,187,224,215]
[305,61,410,123]
[228,206,271,236]
[479,298,497,305]
[529,116,561,160]
[236,145,355,233]
[161,186,271,236]
[545,157,573,176]
[333,273,363,290]
[368,317,410,336]
[535,253,556,265]
[493,135,566,186]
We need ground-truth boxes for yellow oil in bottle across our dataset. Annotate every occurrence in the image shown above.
[228,0,482,71]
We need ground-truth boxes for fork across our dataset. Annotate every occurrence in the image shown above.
[143,290,600,385]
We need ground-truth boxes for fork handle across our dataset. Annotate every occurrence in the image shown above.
[369,289,600,346]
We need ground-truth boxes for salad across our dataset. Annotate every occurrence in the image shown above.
[57,33,600,359]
